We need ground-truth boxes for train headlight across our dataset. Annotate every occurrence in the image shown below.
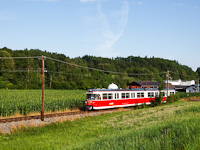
[87,101,92,104]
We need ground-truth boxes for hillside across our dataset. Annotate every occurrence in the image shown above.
[0,47,197,89]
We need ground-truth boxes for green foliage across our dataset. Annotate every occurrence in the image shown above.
[167,94,179,103]
[176,92,200,99]
[150,94,163,107]
[0,47,197,89]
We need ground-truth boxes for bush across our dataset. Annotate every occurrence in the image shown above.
[167,94,179,103]
[150,95,162,107]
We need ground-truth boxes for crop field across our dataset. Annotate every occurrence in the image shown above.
[0,90,86,117]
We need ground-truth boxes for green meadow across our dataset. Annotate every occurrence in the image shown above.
[0,101,200,150]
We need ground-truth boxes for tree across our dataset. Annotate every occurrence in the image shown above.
[0,50,15,84]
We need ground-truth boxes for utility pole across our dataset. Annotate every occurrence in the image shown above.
[197,77,199,93]
[166,70,169,98]
[41,55,45,121]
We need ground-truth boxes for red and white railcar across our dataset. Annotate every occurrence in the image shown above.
[85,84,175,110]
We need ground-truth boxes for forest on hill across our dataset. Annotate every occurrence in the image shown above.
[0,47,198,89]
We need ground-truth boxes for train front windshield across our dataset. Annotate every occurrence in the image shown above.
[87,94,98,100]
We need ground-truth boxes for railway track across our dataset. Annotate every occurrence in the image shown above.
[0,108,130,124]
[0,111,87,123]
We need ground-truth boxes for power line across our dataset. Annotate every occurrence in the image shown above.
[0,56,41,59]
[0,56,187,77]
[169,71,195,78]
[0,70,40,73]
[46,57,167,76]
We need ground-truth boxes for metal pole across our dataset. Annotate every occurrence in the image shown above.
[41,55,45,121]
[197,78,199,93]
[166,70,169,98]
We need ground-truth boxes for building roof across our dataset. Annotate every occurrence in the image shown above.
[164,83,175,89]
[174,85,190,90]
[127,81,160,86]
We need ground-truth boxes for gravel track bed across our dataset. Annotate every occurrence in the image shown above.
[0,110,122,134]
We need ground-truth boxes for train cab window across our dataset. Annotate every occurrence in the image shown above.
[131,93,135,98]
[115,93,119,99]
[108,93,113,99]
[122,93,125,99]
[126,93,130,98]
[87,94,98,100]
[103,93,107,99]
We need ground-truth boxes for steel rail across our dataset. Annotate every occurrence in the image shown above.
[0,108,130,124]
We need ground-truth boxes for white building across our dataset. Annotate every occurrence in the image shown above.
[164,79,195,86]
[164,79,195,92]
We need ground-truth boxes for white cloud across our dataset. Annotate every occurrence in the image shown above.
[80,0,96,3]
[96,1,129,57]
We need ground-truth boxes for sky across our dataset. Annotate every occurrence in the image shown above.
[0,0,200,71]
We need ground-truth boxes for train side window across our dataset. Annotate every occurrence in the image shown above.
[108,93,113,99]
[141,92,144,98]
[148,92,150,97]
[137,93,141,98]
[155,92,159,96]
[170,92,174,95]
[161,92,165,97]
[148,92,154,97]
[137,92,144,98]
[152,92,154,97]
[103,93,107,99]
[126,93,130,98]
[122,93,125,99]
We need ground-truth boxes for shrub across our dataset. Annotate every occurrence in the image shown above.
[150,95,162,107]
[167,94,179,103]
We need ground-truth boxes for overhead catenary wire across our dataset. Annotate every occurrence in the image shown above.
[169,71,196,78]
[0,56,176,76]
[0,56,41,59]
[0,70,40,73]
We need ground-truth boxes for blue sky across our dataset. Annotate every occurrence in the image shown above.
[0,0,200,71]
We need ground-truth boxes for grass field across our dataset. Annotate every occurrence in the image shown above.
[0,101,200,149]
[0,90,86,117]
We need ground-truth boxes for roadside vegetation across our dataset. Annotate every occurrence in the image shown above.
[0,101,200,149]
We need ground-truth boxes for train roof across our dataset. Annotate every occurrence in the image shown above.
[87,88,175,92]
